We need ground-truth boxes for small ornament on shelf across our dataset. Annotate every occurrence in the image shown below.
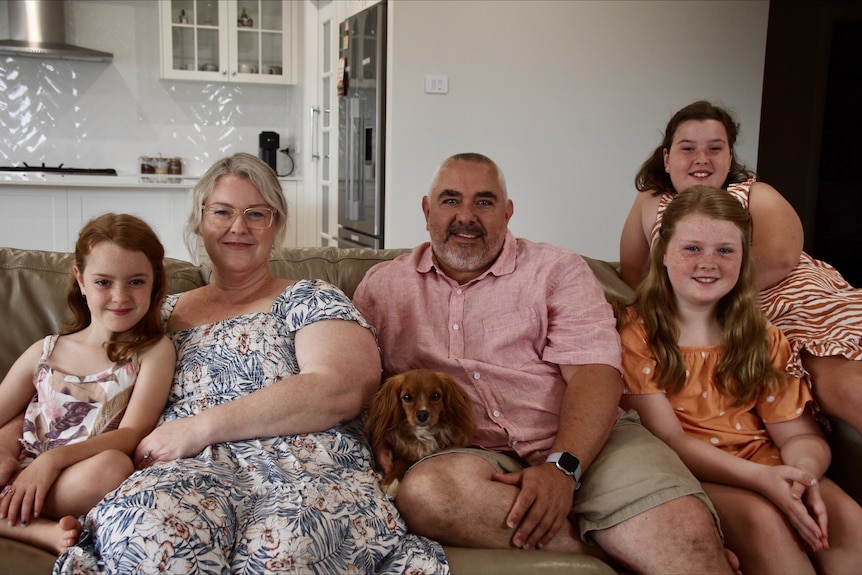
[238,7,253,27]
[179,9,188,24]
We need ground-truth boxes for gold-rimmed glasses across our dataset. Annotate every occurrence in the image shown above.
[202,204,276,230]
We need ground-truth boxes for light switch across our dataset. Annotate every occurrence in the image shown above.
[424,75,449,94]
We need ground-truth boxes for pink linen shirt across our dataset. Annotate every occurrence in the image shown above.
[353,231,622,466]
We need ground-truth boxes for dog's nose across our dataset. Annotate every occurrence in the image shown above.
[416,410,430,424]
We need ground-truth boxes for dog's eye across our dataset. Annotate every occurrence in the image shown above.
[430,392,442,401]
[401,394,413,403]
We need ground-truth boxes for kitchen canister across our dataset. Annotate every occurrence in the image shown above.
[141,155,182,175]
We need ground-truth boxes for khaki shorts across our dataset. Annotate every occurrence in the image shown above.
[414,410,719,544]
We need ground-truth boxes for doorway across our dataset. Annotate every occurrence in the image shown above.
[757,0,862,287]
[812,20,862,287]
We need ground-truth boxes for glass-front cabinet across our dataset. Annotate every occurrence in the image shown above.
[159,0,295,84]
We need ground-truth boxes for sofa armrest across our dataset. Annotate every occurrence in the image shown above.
[826,417,862,502]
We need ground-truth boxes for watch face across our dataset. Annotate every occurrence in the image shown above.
[558,451,580,474]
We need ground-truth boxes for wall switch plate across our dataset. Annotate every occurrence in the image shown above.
[424,75,449,94]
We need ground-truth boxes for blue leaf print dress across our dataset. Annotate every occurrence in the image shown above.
[55,280,449,575]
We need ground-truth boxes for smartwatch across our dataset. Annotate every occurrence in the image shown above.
[546,451,582,491]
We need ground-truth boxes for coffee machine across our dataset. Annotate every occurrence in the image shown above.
[259,131,279,172]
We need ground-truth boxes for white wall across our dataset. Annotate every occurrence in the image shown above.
[385,0,769,260]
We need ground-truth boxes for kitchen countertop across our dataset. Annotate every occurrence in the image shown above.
[0,173,302,188]
[0,173,198,188]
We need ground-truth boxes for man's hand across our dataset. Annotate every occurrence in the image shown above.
[493,463,576,549]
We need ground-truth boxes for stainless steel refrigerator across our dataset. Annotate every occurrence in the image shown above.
[337,1,386,249]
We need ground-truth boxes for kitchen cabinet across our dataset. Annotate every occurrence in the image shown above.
[0,178,301,261]
[0,183,194,261]
[340,0,380,21]
[67,188,194,261]
[0,187,69,253]
[159,0,296,85]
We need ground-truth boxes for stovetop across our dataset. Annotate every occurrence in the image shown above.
[0,163,117,175]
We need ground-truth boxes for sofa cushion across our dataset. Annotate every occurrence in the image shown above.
[0,538,56,574]
[442,546,617,574]
[581,256,632,303]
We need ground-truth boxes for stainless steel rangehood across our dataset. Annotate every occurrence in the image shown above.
[0,0,113,62]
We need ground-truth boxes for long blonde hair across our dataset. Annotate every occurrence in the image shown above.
[623,185,783,404]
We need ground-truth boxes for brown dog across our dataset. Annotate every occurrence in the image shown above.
[364,369,476,498]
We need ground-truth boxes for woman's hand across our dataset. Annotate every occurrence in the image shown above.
[754,464,828,551]
[135,417,206,468]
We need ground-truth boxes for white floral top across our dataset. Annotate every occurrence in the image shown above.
[21,335,136,462]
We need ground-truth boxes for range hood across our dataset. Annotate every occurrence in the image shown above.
[0,0,113,62]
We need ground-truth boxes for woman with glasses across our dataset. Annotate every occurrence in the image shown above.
[56,153,447,574]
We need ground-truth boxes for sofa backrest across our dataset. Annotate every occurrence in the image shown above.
[259,247,633,303]
[0,247,205,379]
[266,246,412,299]
[0,245,632,380]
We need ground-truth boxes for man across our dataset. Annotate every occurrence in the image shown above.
[352,153,736,574]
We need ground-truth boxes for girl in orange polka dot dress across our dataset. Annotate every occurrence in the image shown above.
[617,186,862,574]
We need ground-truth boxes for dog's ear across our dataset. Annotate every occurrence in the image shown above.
[441,373,477,439]
[364,374,406,449]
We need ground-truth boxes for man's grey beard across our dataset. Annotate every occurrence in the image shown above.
[434,240,495,273]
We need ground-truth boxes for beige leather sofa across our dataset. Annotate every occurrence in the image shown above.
[2,245,859,575]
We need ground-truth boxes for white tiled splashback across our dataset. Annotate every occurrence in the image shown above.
[0,0,301,177]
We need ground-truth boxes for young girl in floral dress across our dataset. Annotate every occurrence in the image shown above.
[0,213,174,554]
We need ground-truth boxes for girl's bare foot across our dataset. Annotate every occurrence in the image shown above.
[57,515,83,551]
[0,514,82,555]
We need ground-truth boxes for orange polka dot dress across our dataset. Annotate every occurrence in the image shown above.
[620,308,812,465]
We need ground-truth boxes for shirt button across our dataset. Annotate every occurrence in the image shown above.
[493,410,501,418]
[456,288,463,295]
[453,324,460,331]
[473,372,481,380]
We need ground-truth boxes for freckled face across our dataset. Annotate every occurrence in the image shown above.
[422,161,513,284]
[663,213,743,310]
[664,120,733,192]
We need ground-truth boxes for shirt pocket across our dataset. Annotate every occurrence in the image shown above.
[478,307,540,369]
